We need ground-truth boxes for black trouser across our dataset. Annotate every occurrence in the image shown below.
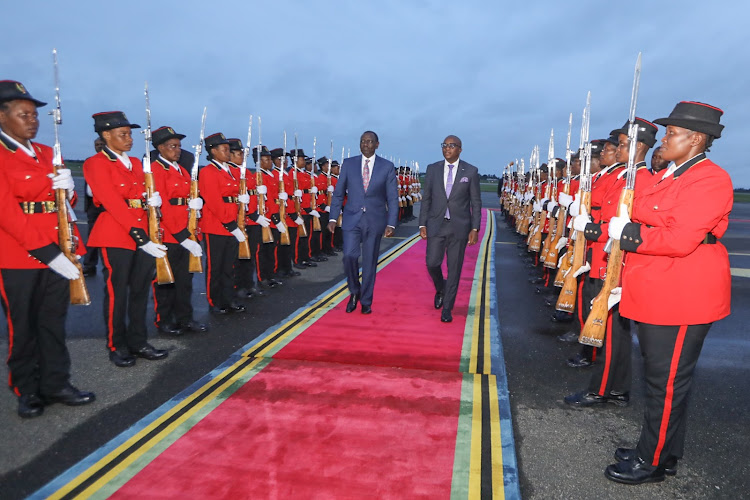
[579,276,603,361]
[153,242,194,327]
[0,268,71,396]
[248,225,274,282]
[100,247,155,352]
[275,226,294,274]
[425,219,468,313]
[234,226,256,291]
[586,305,631,395]
[333,225,343,249]
[83,202,103,270]
[307,214,322,257]
[204,234,238,310]
[295,217,311,263]
[635,323,711,467]
[320,212,334,254]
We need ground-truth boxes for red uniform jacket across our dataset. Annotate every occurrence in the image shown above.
[315,174,330,210]
[198,161,239,236]
[84,148,149,250]
[295,169,314,213]
[151,157,192,244]
[274,168,297,227]
[583,164,625,278]
[0,138,84,268]
[620,154,733,325]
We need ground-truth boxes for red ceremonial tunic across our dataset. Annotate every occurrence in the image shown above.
[315,174,330,210]
[198,161,239,236]
[151,157,192,244]
[620,154,732,325]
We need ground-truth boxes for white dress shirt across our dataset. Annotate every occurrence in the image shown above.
[362,154,376,180]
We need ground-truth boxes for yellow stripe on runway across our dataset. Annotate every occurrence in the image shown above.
[468,374,483,499]
[488,375,504,500]
[731,268,750,278]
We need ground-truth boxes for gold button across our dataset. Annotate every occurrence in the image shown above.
[653,206,658,210]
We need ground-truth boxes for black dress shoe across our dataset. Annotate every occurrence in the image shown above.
[529,277,545,284]
[441,309,453,323]
[605,457,666,485]
[248,287,267,297]
[607,391,630,407]
[109,349,136,367]
[229,303,247,313]
[259,280,277,289]
[269,278,283,286]
[434,291,444,310]
[210,306,230,315]
[324,250,338,257]
[131,343,168,361]
[180,320,208,333]
[42,383,96,406]
[157,322,184,336]
[283,270,302,277]
[615,448,677,476]
[567,352,593,368]
[551,311,574,323]
[303,260,318,267]
[564,391,608,408]
[293,263,307,270]
[18,394,44,418]
[361,304,372,314]
[557,331,579,343]
[311,255,328,262]
[346,294,359,313]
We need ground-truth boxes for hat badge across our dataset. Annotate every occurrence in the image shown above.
[220,134,226,140]
[168,127,175,134]
[15,82,27,94]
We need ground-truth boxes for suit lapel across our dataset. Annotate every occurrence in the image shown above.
[446,160,463,201]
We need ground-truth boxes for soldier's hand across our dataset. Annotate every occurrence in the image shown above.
[384,226,395,238]
[48,253,80,280]
[419,227,427,239]
[327,220,337,233]
[468,229,478,246]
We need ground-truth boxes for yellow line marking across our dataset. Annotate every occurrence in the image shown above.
[488,375,504,500]
[468,374,482,499]
[729,252,750,256]
[731,268,750,278]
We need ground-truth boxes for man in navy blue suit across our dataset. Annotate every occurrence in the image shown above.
[328,131,399,314]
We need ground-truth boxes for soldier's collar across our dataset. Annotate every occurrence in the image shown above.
[673,153,707,179]
[0,130,36,158]
[101,147,119,162]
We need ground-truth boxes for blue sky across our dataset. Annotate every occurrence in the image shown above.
[3,0,748,186]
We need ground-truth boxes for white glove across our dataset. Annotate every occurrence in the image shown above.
[231,227,247,242]
[188,197,203,210]
[555,237,568,251]
[533,201,541,212]
[573,262,591,278]
[608,204,631,240]
[257,185,268,195]
[275,221,287,234]
[50,169,75,195]
[515,192,522,201]
[140,241,167,258]
[48,253,80,280]
[180,238,203,257]
[541,198,550,206]
[255,215,271,228]
[557,254,566,268]
[295,216,304,225]
[406,194,412,200]
[524,192,533,202]
[310,209,320,218]
[607,287,622,310]
[294,189,303,198]
[572,206,591,232]
[278,192,288,201]
[311,186,318,194]
[146,191,162,208]
[558,192,574,208]
[547,200,558,212]
[327,185,335,193]
[568,194,581,217]
[237,193,250,204]
[400,196,405,202]
[325,206,331,213]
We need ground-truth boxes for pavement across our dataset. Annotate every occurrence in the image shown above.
[1,192,748,499]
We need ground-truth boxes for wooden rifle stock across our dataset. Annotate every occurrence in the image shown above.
[145,172,175,284]
[578,188,633,347]
[311,173,321,232]
[187,180,203,273]
[544,205,567,269]
[277,173,291,246]
[53,170,90,305]
[237,178,252,258]
[293,173,308,238]
[556,190,590,313]
[256,170,274,244]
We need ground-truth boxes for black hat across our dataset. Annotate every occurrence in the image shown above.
[152,126,186,147]
[654,101,724,138]
[331,160,340,167]
[205,132,230,149]
[610,117,658,147]
[603,134,619,146]
[539,163,549,173]
[316,156,329,166]
[571,150,580,160]
[305,157,313,164]
[590,139,605,157]
[552,158,565,169]
[287,148,305,158]
[93,111,141,133]
[270,147,284,158]
[0,80,47,107]
[252,145,271,162]
[227,138,243,151]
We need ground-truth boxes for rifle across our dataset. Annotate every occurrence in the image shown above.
[49,49,90,305]
[143,82,175,285]
[556,92,592,313]
[326,140,334,208]
[546,114,574,269]
[253,117,274,244]
[579,53,642,348]
[539,130,556,260]
[292,134,308,237]
[187,108,206,273]
[237,115,254,257]
[337,146,345,227]
[277,131,291,245]
[310,137,321,232]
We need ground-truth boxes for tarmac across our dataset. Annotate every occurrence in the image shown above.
[1,191,748,499]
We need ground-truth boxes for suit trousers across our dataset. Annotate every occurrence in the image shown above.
[586,305,632,395]
[152,242,194,327]
[100,247,155,352]
[636,322,711,467]
[205,234,238,309]
[425,219,468,312]
[0,268,71,396]
[342,219,383,307]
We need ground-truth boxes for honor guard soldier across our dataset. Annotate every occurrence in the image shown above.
[0,80,95,417]
[84,111,168,367]
[605,102,732,484]
[251,145,284,287]
[271,147,302,277]
[331,160,344,251]
[227,138,259,299]
[316,157,337,257]
[150,126,207,335]
[288,149,316,268]
[198,133,247,315]
[82,137,106,276]
[305,156,326,262]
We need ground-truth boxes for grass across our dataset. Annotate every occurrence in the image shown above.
[735,192,750,203]
[480,183,500,193]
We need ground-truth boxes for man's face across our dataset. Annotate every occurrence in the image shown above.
[0,100,40,142]
[441,136,461,163]
[332,165,340,175]
[305,161,313,172]
[615,133,631,163]
[102,126,133,154]
[94,137,106,152]
[260,156,273,171]
[230,149,244,165]
[295,157,306,169]
[600,142,617,167]
[571,158,581,175]
[359,132,378,158]
[158,138,182,163]
[650,147,669,172]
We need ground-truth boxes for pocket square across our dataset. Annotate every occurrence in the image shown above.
[460,177,469,183]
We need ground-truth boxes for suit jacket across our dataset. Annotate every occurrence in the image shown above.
[329,155,398,232]
[418,159,482,237]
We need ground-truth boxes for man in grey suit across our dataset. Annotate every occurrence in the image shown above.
[418,135,482,323]
[328,131,399,314]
